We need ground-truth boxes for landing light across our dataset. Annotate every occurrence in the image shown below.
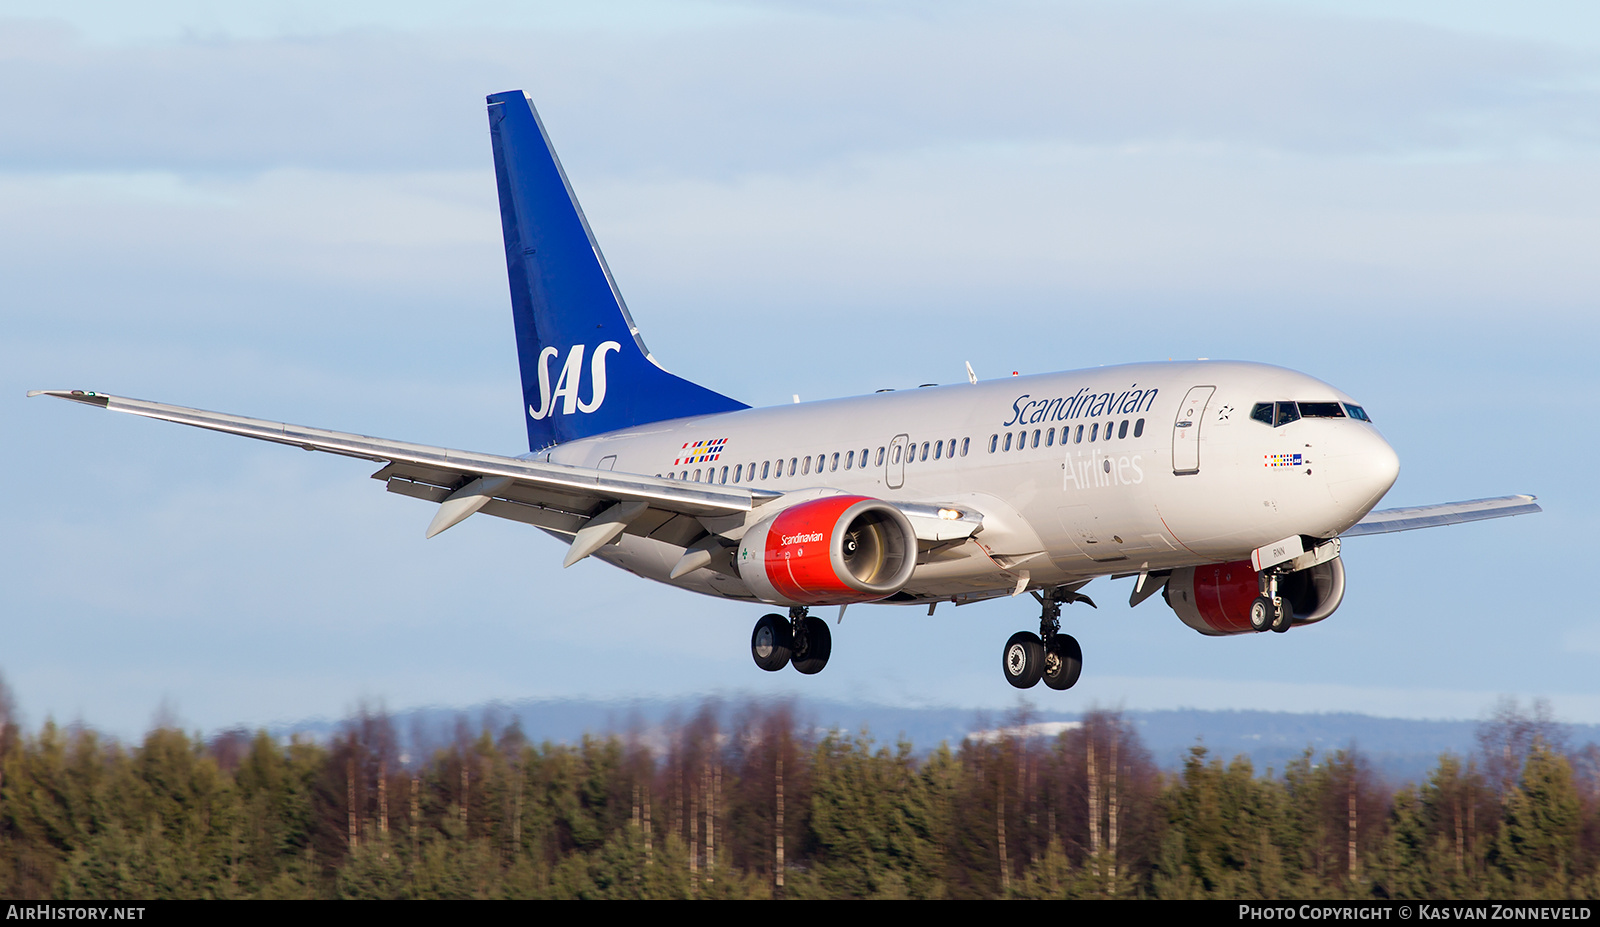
[938,508,963,520]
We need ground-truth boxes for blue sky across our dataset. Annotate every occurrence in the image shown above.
[4,1,1597,737]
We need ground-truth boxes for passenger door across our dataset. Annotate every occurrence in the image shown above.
[1171,386,1215,475]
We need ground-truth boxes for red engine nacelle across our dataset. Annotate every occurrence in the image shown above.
[737,495,918,606]
[1165,556,1346,636]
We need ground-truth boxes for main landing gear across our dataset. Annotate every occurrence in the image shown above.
[751,607,833,675]
[1249,569,1294,634]
[1003,588,1088,690]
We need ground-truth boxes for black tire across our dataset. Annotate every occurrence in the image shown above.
[1271,599,1294,633]
[1042,634,1083,690]
[1003,631,1045,689]
[751,613,792,672]
[791,615,832,675]
[1248,596,1273,633]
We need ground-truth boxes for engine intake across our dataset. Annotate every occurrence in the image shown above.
[738,495,917,606]
[1165,556,1346,636]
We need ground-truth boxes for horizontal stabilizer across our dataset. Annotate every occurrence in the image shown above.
[1341,494,1540,537]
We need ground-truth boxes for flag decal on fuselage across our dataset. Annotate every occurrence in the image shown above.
[675,438,728,466]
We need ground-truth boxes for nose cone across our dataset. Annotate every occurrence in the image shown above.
[1326,427,1400,524]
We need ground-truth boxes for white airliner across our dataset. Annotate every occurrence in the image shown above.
[32,92,1540,691]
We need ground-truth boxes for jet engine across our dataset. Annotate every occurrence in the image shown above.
[1164,556,1346,636]
[737,495,918,606]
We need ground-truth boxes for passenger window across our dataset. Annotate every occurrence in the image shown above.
[802,457,811,476]
[831,452,839,471]
[891,445,902,464]
[1045,428,1055,447]
[920,442,930,461]
[1075,425,1084,443]
[734,464,742,482]
[1030,429,1039,448]
[1089,423,1099,442]
[1003,433,1013,451]
[876,447,886,466]
[788,458,798,476]
[1118,420,1128,439]
[861,448,868,466]
[1134,418,1144,438]
[932,441,942,460]
[845,450,854,470]
[681,470,688,480]
[961,437,970,456]
[1274,402,1301,427]
[1251,403,1275,426]
[694,469,702,482]
[761,461,770,480]
[720,466,728,483]
[988,435,998,453]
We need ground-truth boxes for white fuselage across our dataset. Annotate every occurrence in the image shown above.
[539,360,1400,605]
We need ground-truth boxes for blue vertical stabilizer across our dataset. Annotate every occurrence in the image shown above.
[487,91,747,451]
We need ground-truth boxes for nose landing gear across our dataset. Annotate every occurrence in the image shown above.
[1003,587,1089,690]
[750,606,833,675]
[1250,570,1296,634]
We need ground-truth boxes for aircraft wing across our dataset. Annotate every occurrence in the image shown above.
[1340,494,1541,537]
[29,389,781,560]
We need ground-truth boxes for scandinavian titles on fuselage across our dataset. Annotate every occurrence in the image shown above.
[1002,384,1159,429]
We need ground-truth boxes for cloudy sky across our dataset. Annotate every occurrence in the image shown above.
[4,1,1597,737]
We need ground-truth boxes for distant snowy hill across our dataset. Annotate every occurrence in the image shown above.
[264,695,1600,787]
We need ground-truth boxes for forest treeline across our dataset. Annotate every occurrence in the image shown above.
[0,695,1596,899]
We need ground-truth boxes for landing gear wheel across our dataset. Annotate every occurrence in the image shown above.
[1042,634,1083,690]
[1271,599,1294,633]
[791,615,832,675]
[1249,596,1273,633]
[1003,631,1045,689]
[751,613,792,672]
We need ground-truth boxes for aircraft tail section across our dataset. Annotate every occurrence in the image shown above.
[486,90,747,451]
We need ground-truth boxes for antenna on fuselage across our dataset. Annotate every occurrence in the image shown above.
[965,361,977,385]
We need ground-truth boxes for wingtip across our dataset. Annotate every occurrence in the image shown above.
[29,390,111,407]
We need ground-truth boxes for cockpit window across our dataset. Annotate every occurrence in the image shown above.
[1255,400,1366,425]
[1298,401,1345,418]
[1253,402,1302,426]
